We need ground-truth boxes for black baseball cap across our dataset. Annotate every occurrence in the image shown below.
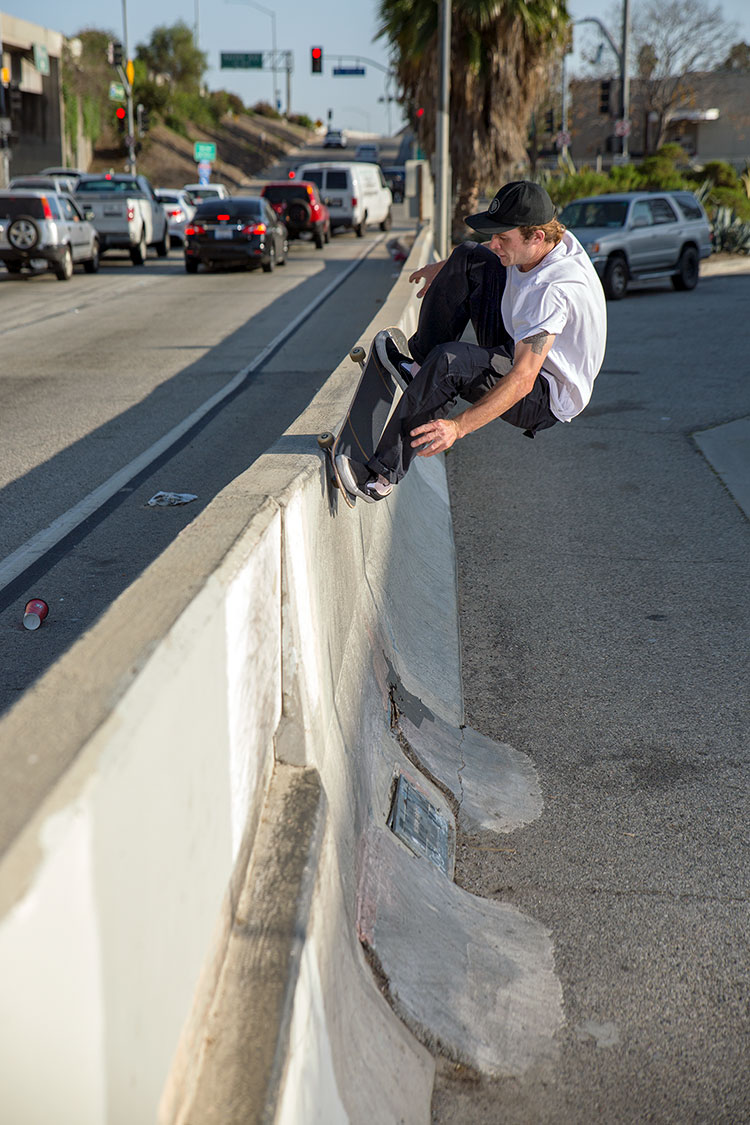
[465,181,556,234]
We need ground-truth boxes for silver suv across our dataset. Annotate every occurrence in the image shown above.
[559,191,713,300]
[0,189,100,280]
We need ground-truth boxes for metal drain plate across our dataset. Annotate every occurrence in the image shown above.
[388,774,451,876]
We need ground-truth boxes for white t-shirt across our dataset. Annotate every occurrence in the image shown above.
[501,230,607,422]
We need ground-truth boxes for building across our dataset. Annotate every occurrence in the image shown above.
[568,70,750,168]
[0,12,65,184]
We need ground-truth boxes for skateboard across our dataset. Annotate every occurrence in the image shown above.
[318,326,409,507]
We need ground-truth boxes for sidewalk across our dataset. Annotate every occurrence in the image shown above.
[433,268,750,1122]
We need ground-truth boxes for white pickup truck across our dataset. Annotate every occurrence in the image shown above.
[74,173,170,264]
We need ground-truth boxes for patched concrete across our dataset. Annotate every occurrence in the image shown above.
[396,710,543,835]
[358,826,563,1078]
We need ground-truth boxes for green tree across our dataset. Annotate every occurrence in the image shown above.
[378,0,570,239]
[136,21,207,93]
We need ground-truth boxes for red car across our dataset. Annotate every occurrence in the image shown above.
[260,180,331,249]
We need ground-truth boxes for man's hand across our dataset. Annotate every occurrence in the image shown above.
[408,259,446,298]
[410,417,461,456]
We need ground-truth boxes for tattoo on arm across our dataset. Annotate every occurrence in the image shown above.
[522,331,551,355]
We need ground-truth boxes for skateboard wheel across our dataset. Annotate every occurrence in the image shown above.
[317,431,335,449]
[350,346,366,365]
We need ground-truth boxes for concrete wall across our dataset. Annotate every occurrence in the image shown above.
[0,223,560,1122]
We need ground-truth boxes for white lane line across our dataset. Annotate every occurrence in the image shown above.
[0,236,385,592]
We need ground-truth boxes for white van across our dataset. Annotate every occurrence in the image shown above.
[294,162,392,236]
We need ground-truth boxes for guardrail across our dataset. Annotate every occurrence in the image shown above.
[0,222,559,1124]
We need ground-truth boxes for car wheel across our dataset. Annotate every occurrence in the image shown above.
[324,224,330,244]
[672,245,699,291]
[8,215,40,251]
[155,229,171,257]
[185,258,199,273]
[54,244,74,281]
[262,244,276,273]
[379,209,393,232]
[288,199,311,226]
[278,237,289,264]
[314,227,324,249]
[355,218,366,237]
[4,261,23,274]
[603,255,628,300]
[83,239,100,273]
[130,228,146,265]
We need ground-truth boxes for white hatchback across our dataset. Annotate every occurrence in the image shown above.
[294,161,392,236]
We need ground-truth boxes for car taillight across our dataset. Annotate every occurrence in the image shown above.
[185,224,205,236]
[288,169,296,178]
[217,213,231,221]
[271,203,284,214]
[40,196,53,219]
[167,208,185,220]
[351,196,358,206]
[127,205,135,221]
[242,222,266,235]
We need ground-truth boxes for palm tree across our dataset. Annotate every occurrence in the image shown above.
[378,0,569,240]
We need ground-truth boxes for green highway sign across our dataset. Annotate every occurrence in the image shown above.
[193,142,217,162]
[109,81,126,102]
[220,52,263,69]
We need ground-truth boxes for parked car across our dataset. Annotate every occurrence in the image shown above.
[0,189,99,280]
[183,183,231,205]
[294,161,392,236]
[74,173,170,263]
[382,165,405,203]
[10,172,80,194]
[559,190,713,300]
[323,129,347,148]
[184,196,288,273]
[155,188,196,246]
[354,142,379,163]
[260,181,330,248]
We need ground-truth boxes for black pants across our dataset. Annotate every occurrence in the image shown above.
[367,241,558,483]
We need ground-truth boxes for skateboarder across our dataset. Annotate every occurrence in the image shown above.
[336,180,607,501]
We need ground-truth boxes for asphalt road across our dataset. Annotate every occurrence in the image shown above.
[435,267,750,1122]
[0,191,411,716]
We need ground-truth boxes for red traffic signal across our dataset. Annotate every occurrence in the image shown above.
[311,46,323,74]
[115,106,126,120]
[416,107,425,119]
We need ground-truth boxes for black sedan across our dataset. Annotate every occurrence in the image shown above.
[184,196,288,273]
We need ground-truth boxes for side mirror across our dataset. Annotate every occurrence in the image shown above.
[84,209,95,221]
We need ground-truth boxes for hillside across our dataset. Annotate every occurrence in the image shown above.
[90,112,316,189]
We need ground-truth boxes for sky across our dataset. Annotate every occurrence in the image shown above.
[2,0,750,139]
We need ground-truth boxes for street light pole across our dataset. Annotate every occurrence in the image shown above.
[573,13,632,159]
[226,0,280,112]
[121,0,136,172]
[435,0,451,258]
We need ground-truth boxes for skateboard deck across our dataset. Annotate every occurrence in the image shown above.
[318,326,408,507]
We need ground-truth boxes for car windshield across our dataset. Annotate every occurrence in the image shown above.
[194,200,263,221]
[76,178,141,194]
[560,200,628,228]
[0,196,47,219]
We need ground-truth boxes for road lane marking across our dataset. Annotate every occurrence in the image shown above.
[0,236,385,593]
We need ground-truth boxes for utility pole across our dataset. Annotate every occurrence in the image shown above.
[121,0,136,172]
[573,11,632,159]
[435,0,451,258]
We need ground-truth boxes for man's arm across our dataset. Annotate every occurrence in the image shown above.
[410,331,556,455]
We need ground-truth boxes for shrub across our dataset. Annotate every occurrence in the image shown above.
[711,206,750,253]
[701,160,740,189]
[252,101,281,119]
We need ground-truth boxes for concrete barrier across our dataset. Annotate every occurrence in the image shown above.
[0,225,560,1124]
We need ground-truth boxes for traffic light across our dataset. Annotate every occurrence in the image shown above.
[111,40,124,68]
[599,79,611,115]
[137,103,151,134]
[416,106,425,121]
[545,108,554,133]
[115,105,127,133]
[311,47,322,74]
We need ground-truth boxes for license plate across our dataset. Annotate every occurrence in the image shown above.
[214,229,233,239]
[327,197,343,207]
[104,206,121,216]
